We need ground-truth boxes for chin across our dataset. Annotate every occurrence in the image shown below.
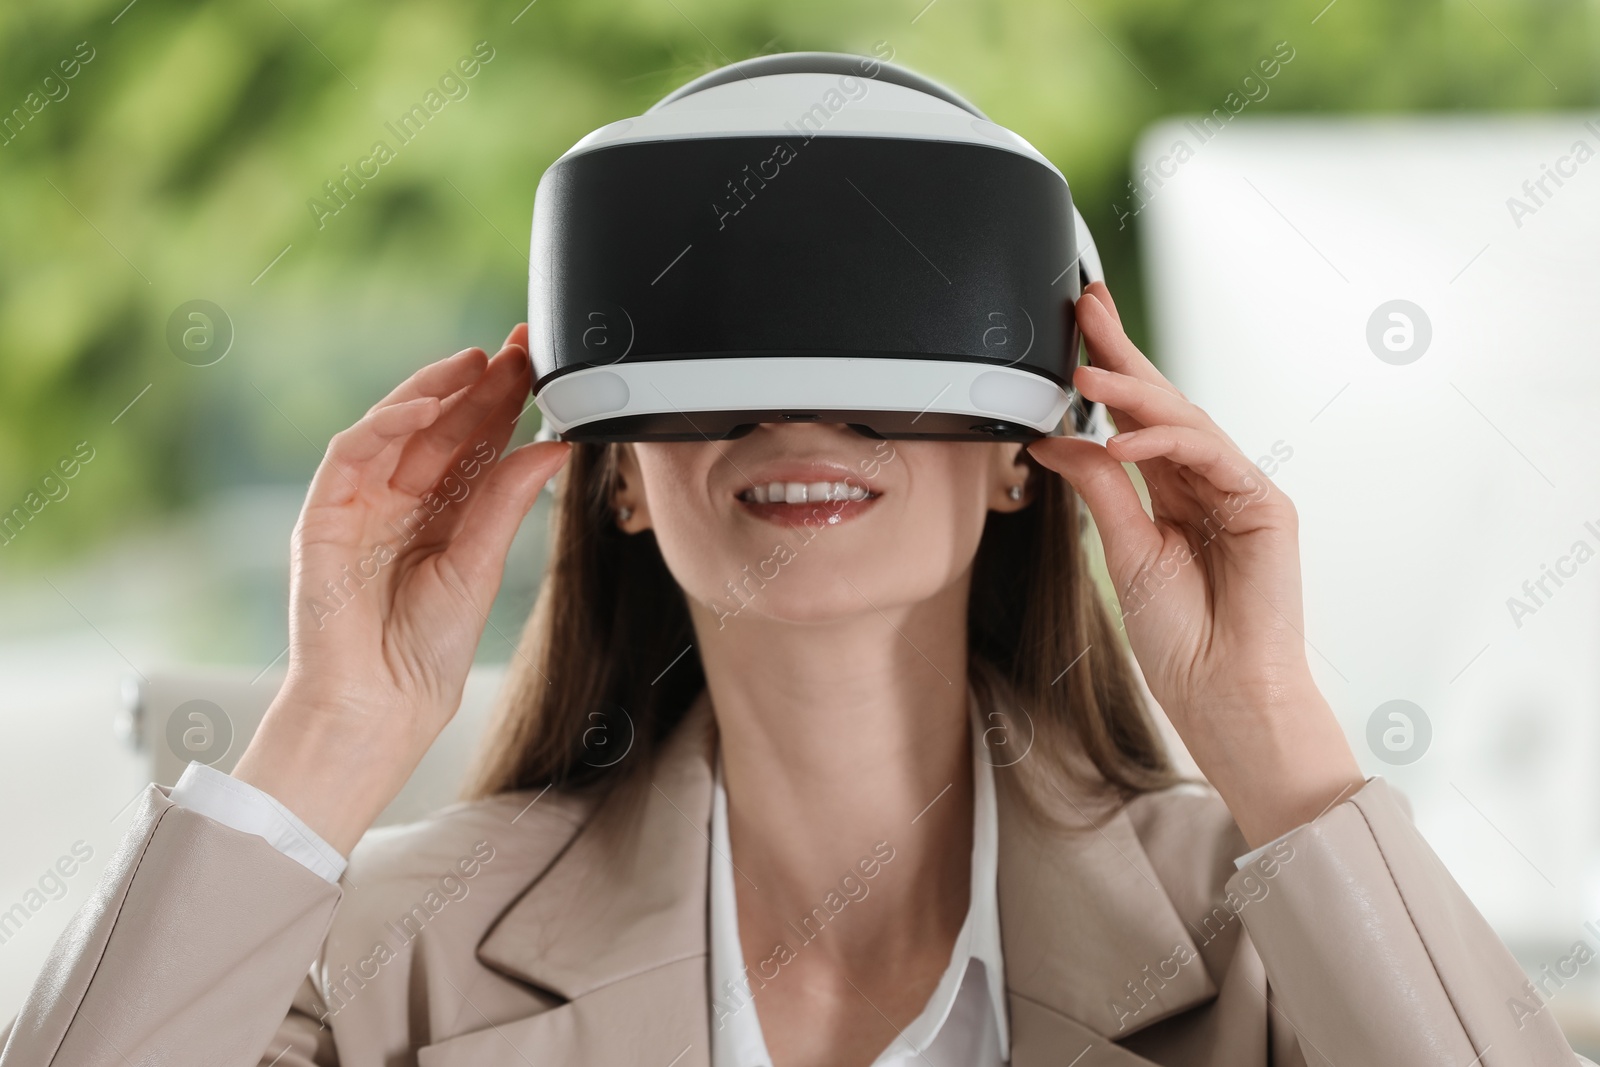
[692,550,958,631]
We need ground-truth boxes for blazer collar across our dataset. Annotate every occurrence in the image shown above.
[472,688,1215,1065]
[993,754,1217,1050]
[476,689,718,1001]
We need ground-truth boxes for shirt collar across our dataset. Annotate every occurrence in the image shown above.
[707,691,1009,1065]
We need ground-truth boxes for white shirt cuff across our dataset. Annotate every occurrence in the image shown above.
[169,761,348,884]
[1233,824,1300,869]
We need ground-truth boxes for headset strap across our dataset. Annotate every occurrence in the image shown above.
[1064,207,1112,443]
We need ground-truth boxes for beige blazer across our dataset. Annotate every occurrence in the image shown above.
[1,692,1589,1066]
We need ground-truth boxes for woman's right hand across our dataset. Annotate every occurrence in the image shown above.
[231,324,570,855]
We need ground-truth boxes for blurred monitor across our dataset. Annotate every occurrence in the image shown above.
[1134,113,1600,950]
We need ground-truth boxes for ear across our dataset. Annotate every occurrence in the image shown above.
[987,441,1035,513]
[611,443,653,533]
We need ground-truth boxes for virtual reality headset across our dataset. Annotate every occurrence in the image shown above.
[528,51,1110,444]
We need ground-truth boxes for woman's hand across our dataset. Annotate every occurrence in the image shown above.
[231,324,570,855]
[1028,282,1364,848]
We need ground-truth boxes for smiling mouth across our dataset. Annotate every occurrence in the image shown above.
[736,480,879,505]
[734,477,883,528]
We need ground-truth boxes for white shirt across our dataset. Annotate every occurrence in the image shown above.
[707,703,1010,1067]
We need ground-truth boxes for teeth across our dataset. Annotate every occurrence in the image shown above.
[743,480,871,504]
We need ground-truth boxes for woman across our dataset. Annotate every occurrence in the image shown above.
[1,295,1589,1063]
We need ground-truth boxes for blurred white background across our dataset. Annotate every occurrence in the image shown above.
[1136,112,1600,1038]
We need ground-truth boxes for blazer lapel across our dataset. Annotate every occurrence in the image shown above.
[423,686,1215,1067]
[417,956,708,1067]
[438,693,719,1067]
[996,760,1218,1066]
[1007,993,1176,1066]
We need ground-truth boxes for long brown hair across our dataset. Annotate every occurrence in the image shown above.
[462,439,1180,815]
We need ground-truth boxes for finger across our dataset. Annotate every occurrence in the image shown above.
[1108,425,1275,503]
[1077,289,1181,396]
[308,396,442,505]
[1027,436,1163,578]
[405,379,534,550]
[1074,364,1234,446]
[389,344,530,498]
[467,378,531,474]
[369,347,489,414]
[1092,398,1144,439]
[504,322,530,353]
[1084,280,1123,328]
[436,441,571,609]
[460,379,528,475]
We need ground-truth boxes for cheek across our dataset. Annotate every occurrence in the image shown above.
[631,452,735,605]
[641,491,735,603]
[856,466,991,600]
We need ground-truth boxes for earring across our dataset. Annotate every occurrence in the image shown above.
[1007,485,1023,501]
[618,505,633,522]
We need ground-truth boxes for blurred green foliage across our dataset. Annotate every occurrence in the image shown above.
[0,0,1593,561]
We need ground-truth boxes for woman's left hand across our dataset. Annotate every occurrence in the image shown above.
[1028,281,1365,848]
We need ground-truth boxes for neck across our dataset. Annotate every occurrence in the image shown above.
[688,575,974,971]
